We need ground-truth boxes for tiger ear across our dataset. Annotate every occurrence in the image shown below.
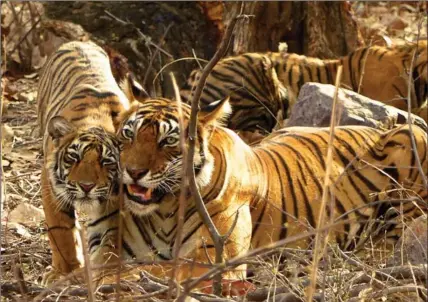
[48,116,76,140]
[121,73,150,102]
[198,97,232,126]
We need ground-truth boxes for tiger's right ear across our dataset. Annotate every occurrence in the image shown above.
[48,116,76,140]
[121,73,150,102]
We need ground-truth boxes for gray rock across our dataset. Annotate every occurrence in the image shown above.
[388,215,427,266]
[286,83,427,131]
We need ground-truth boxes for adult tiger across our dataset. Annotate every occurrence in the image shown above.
[37,41,143,285]
[181,40,427,133]
[90,96,427,291]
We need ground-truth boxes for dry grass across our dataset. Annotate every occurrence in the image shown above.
[1,1,427,301]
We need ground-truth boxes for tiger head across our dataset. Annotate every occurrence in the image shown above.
[46,116,122,211]
[117,97,231,216]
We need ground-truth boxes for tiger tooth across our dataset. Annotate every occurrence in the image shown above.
[145,187,153,199]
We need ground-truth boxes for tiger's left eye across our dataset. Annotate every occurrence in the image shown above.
[165,137,178,145]
[123,129,133,139]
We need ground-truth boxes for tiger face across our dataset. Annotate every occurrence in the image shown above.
[118,98,230,216]
[46,116,122,211]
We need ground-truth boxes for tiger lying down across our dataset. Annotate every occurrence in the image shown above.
[36,41,147,285]
[181,40,428,133]
[83,95,427,293]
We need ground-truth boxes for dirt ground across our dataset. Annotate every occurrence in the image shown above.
[1,1,427,301]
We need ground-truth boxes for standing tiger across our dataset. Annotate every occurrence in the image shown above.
[89,96,427,291]
[37,41,143,285]
[181,40,427,133]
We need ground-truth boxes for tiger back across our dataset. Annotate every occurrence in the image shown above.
[37,41,138,285]
[95,97,427,292]
[181,41,427,133]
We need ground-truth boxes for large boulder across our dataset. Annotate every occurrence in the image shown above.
[387,215,427,266]
[286,83,427,131]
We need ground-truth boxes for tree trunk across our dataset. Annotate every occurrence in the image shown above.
[224,1,364,58]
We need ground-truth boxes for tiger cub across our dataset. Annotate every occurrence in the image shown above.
[37,41,143,285]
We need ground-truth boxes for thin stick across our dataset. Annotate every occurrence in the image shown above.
[142,23,173,88]
[115,176,125,302]
[306,66,343,301]
[104,10,172,58]
[181,219,350,295]
[357,40,372,94]
[406,17,428,189]
[168,72,189,299]
[185,10,245,296]
[152,57,209,86]
[79,227,95,302]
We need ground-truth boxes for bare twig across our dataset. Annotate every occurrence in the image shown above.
[184,9,246,296]
[169,72,189,299]
[104,10,173,58]
[182,219,350,295]
[142,23,173,88]
[306,66,343,301]
[406,17,428,189]
[12,261,28,300]
[152,57,209,86]
[115,176,125,302]
[9,18,41,57]
[357,40,372,94]
[79,228,95,302]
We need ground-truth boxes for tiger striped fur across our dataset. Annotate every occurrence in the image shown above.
[37,41,139,285]
[89,97,427,290]
[181,40,427,133]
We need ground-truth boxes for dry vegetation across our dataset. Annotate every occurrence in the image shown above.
[1,2,427,301]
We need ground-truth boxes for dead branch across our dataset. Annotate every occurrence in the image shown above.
[142,23,173,89]
[79,228,95,302]
[169,72,189,299]
[369,284,427,299]
[115,176,125,302]
[12,262,28,299]
[183,7,248,297]
[306,65,343,301]
[182,219,350,293]
[406,17,428,189]
[104,10,172,58]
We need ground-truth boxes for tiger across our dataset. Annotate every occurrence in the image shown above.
[89,95,427,293]
[180,40,428,133]
[37,40,145,285]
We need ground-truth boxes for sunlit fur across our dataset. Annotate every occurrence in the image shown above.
[91,97,427,285]
[38,41,132,211]
[117,99,224,215]
[181,40,427,132]
[37,41,135,283]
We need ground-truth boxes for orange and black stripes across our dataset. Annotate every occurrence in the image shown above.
[92,98,427,285]
[37,41,136,285]
[181,41,427,132]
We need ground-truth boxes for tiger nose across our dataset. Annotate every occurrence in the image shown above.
[127,168,149,181]
[78,182,96,193]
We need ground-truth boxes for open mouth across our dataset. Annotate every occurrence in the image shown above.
[125,184,166,205]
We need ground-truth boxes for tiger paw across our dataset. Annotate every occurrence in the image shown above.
[41,269,67,287]
[41,267,85,287]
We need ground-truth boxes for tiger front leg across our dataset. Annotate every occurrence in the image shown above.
[177,203,253,296]
[41,168,84,286]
